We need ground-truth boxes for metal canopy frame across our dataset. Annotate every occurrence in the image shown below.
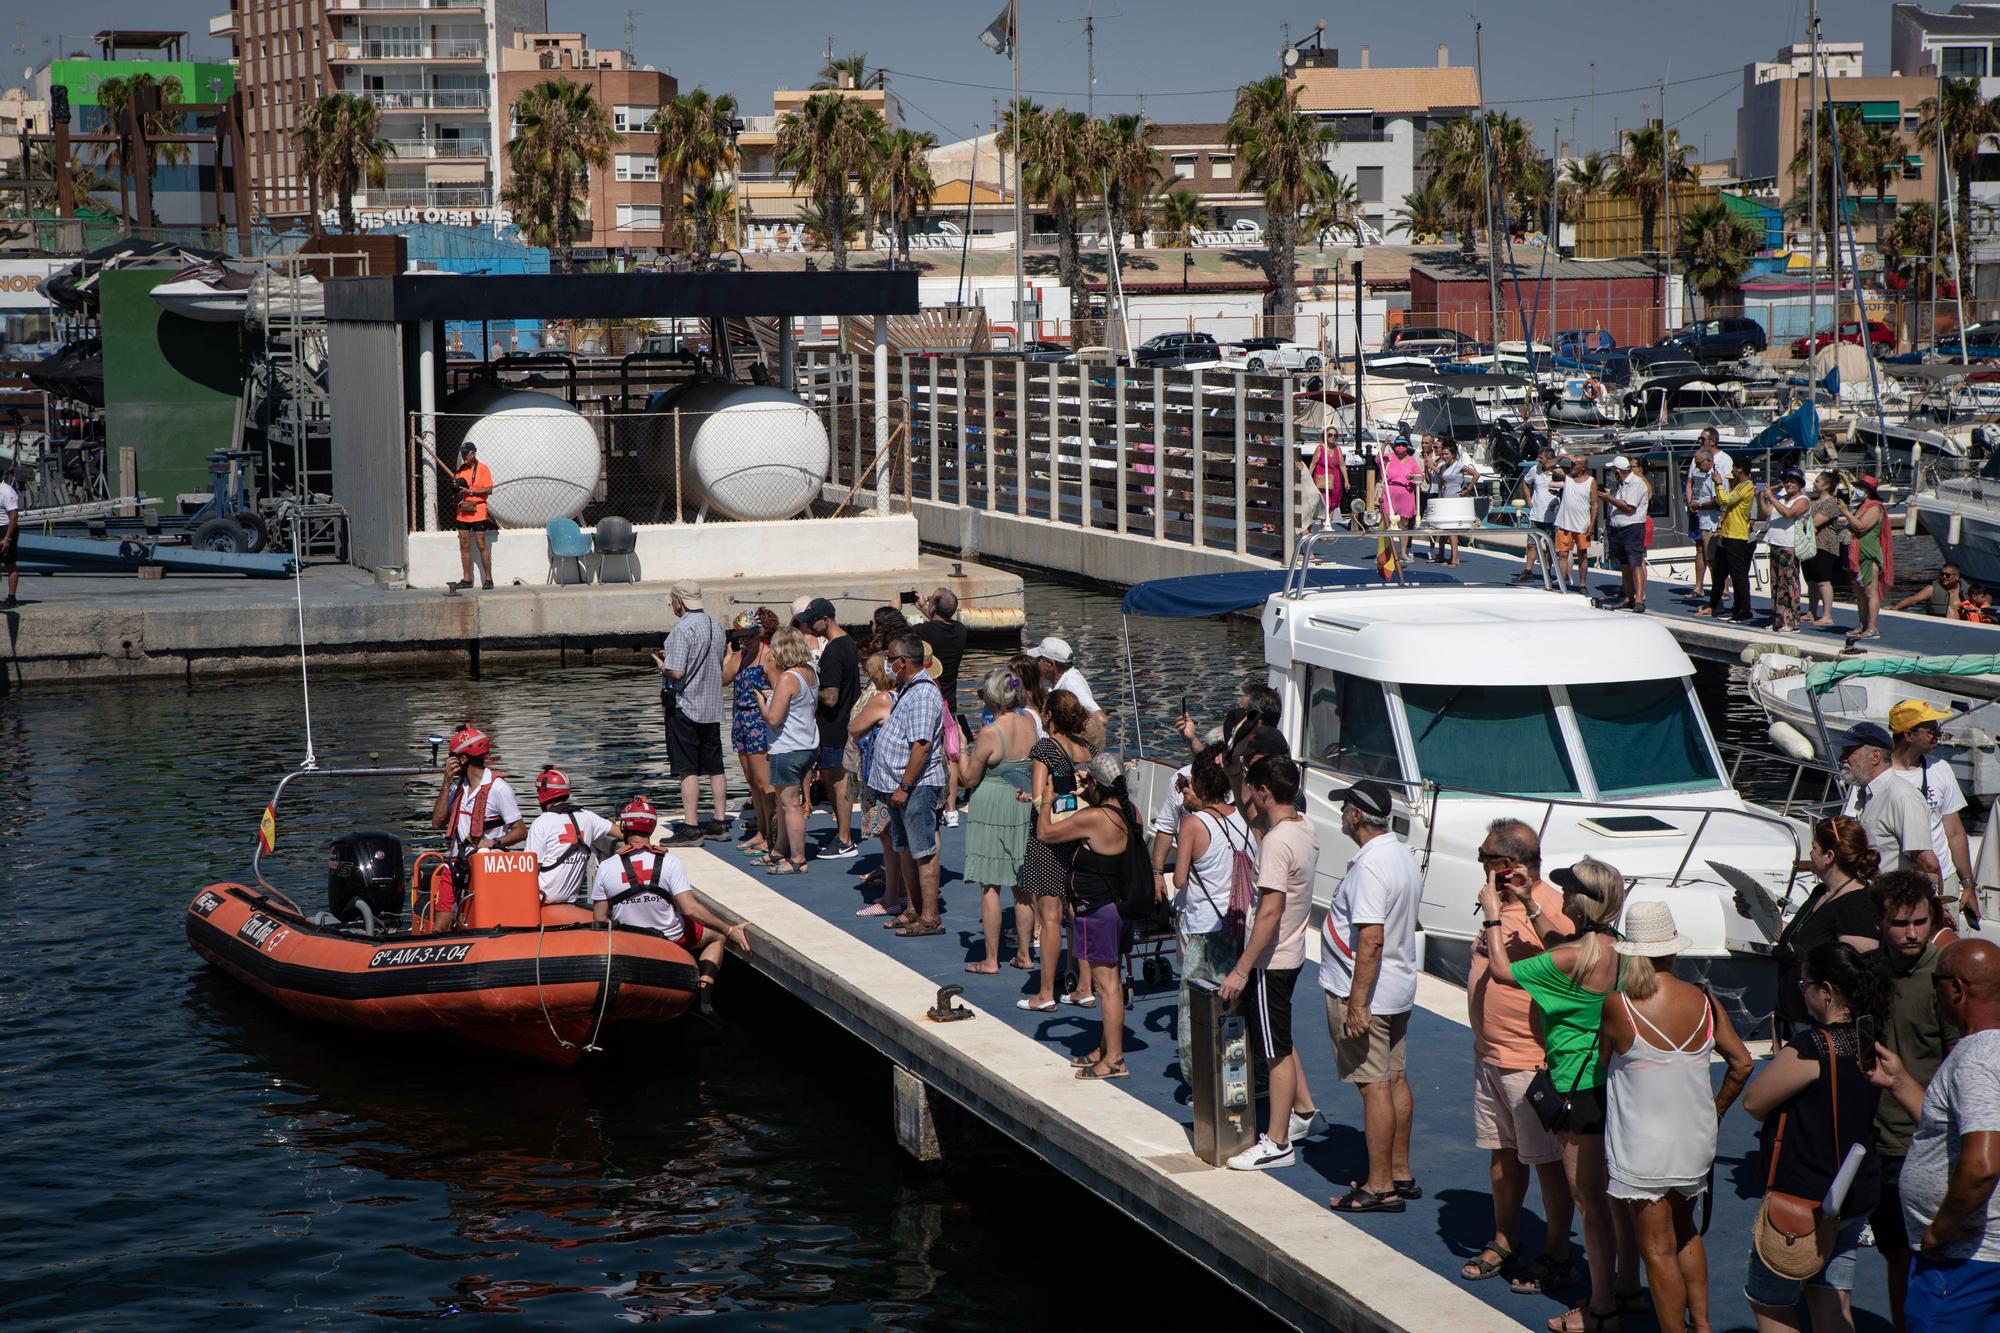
[325,271,921,324]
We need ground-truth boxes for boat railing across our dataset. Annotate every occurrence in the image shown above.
[1283,522,1567,596]
[1717,737,1844,822]
[251,762,440,902]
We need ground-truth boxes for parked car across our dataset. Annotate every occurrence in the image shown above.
[1789,320,1896,359]
[1133,331,1221,367]
[1933,322,2000,361]
[1387,325,1471,350]
[1659,316,1768,362]
[1216,338,1324,373]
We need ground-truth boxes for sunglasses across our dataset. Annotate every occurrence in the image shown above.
[1476,850,1514,864]
[888,654,913,665]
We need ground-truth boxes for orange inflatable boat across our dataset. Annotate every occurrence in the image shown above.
[186,767,701,1067]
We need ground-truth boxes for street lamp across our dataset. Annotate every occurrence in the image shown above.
[1183,250,1194,291]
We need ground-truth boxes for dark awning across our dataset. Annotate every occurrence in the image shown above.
[325,270,920,322]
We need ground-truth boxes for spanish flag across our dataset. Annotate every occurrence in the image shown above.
[258,805,277,855]
[1376,536,1400,581]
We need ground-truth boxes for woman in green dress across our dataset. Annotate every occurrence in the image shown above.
[956,666,1040,974]
[1480,857,1640,1333]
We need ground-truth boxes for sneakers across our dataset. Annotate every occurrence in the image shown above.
[1508,570,1537,585]
[943,810,960,828]
[815,841,861,860]
[1226,1134,1296,1171]
[665,824,707,845]
[701,821,733,841]
[1288,1108,1328,1143]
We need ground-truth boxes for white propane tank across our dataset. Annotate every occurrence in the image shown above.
[440,386,601,528]
[660,383,831,521]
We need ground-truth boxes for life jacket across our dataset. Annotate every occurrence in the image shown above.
[536,812,587,872]
[606,849,668,909]
[447,767,507,857]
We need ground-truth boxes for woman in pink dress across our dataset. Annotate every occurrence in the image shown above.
[1378,436,1423,562]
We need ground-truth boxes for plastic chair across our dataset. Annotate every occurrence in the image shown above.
[593,515,640,584]
[546,518,593,585]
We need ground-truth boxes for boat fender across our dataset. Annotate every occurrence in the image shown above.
[1769,720,1816,762]
[1950,513,1963,545]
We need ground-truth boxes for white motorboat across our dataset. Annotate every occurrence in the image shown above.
[151,260,255,322]
[1745,648,2000,799]
[1908,453,2000,588]
[1120,529,1814,1025]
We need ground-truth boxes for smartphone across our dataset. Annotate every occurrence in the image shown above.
[1051,793,1080,817]
[1180,695,1189,720]
[1855,1014,1877,1074]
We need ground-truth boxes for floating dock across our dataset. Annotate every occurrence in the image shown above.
[680,815,1891,1333]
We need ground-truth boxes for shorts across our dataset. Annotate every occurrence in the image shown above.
[1533,517,1557,539]
[768,747,816,789]
[1,533,14,572]
[1326,996,1409,1083]
[886,782,943,858]
[1251,966,1302,1064]
[1472,1061,1563,1166]
[817,744,847,778]
[1744,1214,1866,1308]
[1074,900,1130,966]
[1608,522,1647,569]
[1869,1158,1910,1257]
[676,917,706,950]
[666,709,725,778]
[1555,527,1589,555]
[455,516,496,532]
[1607,1177,1709,1204]
[1907,1254,2000,1333]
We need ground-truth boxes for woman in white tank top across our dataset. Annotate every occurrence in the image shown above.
[759,628,822,874]
[1599,902,1755,1333]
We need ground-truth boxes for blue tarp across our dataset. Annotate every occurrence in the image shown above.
[1747,399,1819,455]
[1120,566,1453,618]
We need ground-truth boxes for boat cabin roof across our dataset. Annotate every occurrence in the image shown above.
[1265,587,1695,687]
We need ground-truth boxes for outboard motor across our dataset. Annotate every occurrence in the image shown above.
[327,831,406,924]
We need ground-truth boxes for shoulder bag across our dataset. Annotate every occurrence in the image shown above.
[1752,1030,1840,1281]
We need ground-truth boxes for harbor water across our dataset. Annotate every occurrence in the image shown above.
[0,569,1948,1329]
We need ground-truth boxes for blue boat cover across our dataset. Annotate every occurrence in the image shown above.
[1121,566,1453,618]
[1747,399,1819,454]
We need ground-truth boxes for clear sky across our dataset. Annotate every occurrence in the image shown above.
[20,0,1910,162]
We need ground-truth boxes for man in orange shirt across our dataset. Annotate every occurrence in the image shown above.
[451,442,495,591]
[1464,818,1580,1294]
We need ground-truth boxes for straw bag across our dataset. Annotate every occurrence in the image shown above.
[1753,1032,1840,1281]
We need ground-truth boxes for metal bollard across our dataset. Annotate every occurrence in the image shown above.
[1187,978,1255,1166]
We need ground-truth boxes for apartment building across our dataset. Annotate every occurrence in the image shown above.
[494,31,676,256]
[220,0,545,225]
[1892,2,2000,89]
[733,80,898,250]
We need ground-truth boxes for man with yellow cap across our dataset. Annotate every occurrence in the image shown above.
[1889,698,1979,923]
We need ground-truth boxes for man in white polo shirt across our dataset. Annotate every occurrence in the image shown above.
[1320,777,1424,1215]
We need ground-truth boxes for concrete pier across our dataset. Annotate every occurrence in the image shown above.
[0,553,1022,685]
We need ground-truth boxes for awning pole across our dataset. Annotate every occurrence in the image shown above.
[1123,614,1144,758]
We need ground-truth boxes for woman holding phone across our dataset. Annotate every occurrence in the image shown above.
[1018,689,1094,1014]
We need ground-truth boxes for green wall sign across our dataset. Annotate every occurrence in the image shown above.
[47,59,236,106]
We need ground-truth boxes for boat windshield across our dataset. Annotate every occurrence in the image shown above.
[1568,678,1722,795]
[1401,684,1581,797]
[1302,668,1407,780]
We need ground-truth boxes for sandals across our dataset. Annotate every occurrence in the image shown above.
[1547,1308,1620,1333]
[1061,992,1099,1009]
[764,859,808,876]
[881,911,919,930]
[896,920,945,937]
[1461,1243,1517,1282]
[1329,1186,1405,1214]
[1074,1060,1129,1080]
[1509,1251,1577,1296]
[1392,1178,1423,1200]
[1016,998,1058,1013]
[1069,1051,1104,1068]
[965,961,1001,975]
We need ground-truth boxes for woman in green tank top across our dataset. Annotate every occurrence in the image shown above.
[1480,857,1638,1333]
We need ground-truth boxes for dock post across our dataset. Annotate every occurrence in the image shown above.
[891,1066,943,1162]
[1233,372,1248,556]
[418,321,438,532]
[873,317,889,516]
[778,316,795,391]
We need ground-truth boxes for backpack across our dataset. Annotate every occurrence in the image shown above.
[1190,810,1257,943]
[1115,808,1167,930]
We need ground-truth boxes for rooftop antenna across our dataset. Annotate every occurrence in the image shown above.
[624,9,636,65]
[1061,3,1121,119]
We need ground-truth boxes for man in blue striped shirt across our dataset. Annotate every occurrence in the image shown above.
[868,633,947,936]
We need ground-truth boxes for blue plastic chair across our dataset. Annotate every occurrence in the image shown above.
[546,518,593,585]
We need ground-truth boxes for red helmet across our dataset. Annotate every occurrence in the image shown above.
[449,727,490,758]
[534,765,570,803]
[619,796,658,834]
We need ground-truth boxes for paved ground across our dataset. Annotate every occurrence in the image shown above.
[716,807,1894,1333]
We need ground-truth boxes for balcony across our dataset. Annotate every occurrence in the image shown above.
[330,0,484,9]
[357,186,492,208]
[331,39,486,61]
[381,137,493,160]
[367,89,488,111]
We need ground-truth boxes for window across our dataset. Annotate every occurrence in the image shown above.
[1302,668,1406,781]
[1904,154,1925,181]
[616,203,662,230]
[1171,153,1197,180]
[1356,165,1384,203]
[1400,684,1579,797]
[1210,153,1234,179]
[613,104,658,133]
[1567,679,1721,796]
[1941,46,1989,80]
[614,153,658,182]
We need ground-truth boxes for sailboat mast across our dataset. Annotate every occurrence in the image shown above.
[1660,81,1673,329]
[1475,19,1503,347]
[1808,0,1820,360]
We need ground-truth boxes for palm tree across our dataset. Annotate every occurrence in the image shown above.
[1303,171,1363,246]
[776,90,885,272]
[1007,100,1094,326]
[651,88,739,262]
[506,78,616,271]
[1090,113,1161,247]
[1877,201,1959,300]
[1564,151,1613,199]
[1859,121,1904,234]
[813,51,885,91]
[1788,104,1868,298]
[683,180,736,252]
[1420,117,1486,254]
[1391,179,1450,242]
[5,141,111,215]
[1917,79,1997,233]
[1226,74,1336,337]
[795,199,860,252]
[96,72,191,226]
[293,92,394,235]
[1611,121,1693,256]
[1678,200,1761,314]
[1153,190,1212,247]
[870,127,938,264]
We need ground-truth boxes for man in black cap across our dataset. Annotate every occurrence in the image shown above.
[1840,722,1941,883]
[1318,776,1425,1214]
[801,596,861,858]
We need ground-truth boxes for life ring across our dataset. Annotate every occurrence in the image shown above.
[1583,380,1601,402]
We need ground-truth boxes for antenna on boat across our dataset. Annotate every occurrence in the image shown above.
[291,513,317,771]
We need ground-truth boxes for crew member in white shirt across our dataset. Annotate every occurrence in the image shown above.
[523,766,615,904]
[590,797,748,989]
[428,727,525,858]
